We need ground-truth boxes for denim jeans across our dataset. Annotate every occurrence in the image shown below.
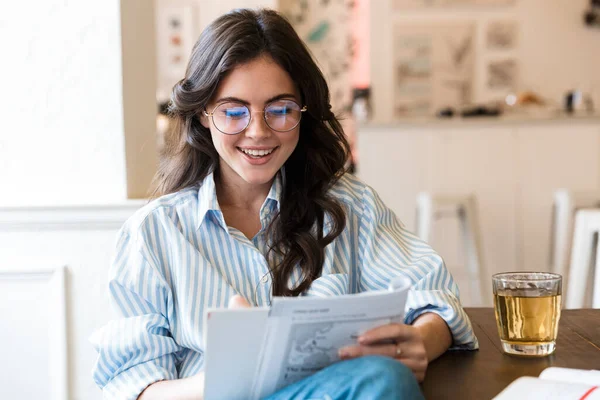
[263,355,425,400]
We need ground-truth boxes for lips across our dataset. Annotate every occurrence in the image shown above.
[238,147,276,157]
[236,146,279,165]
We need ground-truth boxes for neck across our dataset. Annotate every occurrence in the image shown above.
[215,170,273,210]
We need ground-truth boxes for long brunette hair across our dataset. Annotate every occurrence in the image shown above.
[152,8,350,297]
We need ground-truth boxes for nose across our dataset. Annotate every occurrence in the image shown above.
[244,111,272,139]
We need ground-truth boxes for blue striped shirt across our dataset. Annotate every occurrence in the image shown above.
[90,172,478,399]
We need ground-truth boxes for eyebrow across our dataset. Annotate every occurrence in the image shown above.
[213,93,299,105]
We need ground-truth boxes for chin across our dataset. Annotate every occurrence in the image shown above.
[238,168,280,185]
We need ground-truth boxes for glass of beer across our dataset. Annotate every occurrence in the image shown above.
[492,272,562,356]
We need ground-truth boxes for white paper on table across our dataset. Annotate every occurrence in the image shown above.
[493,377,600,400]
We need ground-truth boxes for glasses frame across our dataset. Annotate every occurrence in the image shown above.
[202,100,307,135]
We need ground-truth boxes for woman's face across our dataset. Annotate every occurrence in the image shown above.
[201,55,301,188]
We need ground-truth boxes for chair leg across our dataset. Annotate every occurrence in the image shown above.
[416,193,433,243]
[551,190,572,279]
[459,199,487,306]
[566,214,594,309]
[594,234,600,308]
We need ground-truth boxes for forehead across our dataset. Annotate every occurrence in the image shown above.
[212,55,300,103]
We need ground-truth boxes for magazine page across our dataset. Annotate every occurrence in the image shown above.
[539,367,600,386]
[251,277,411,400]
[493,376,600,400]
[203,308,270,400]
[494,376,600,400]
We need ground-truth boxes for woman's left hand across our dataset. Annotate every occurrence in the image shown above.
[228,294,251,309]
[338,323,429,382]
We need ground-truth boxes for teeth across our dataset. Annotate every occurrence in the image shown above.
[240,148,275,157]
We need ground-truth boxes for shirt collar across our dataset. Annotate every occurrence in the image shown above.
[196,170,284,230]
[264,170,283,210]
[196,171,222,230]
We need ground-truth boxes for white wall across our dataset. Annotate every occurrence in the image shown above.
[517,0,600,111]
[0,0,157,206]
[0,204,144,400]
[370,0,600,122]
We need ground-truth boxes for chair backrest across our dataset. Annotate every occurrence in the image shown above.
[565,209,600,309]
[550,190,600,294]
[416,192,488,306]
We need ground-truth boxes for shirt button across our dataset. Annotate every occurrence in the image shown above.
[261,275,269,284]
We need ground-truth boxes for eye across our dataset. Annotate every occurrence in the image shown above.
[222,107,248,118]
[266,100,300,116]
[267,106,291,116]
[215,103,249,119]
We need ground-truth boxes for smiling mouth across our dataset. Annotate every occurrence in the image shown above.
[237,147,278,158]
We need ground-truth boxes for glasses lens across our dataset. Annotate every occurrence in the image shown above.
[264,100,302,132]
[213,102,250,134]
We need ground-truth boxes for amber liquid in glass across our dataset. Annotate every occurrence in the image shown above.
[494,290,561,355]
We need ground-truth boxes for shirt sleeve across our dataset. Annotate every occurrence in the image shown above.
[357,185,479,350]
[90,227,182,399]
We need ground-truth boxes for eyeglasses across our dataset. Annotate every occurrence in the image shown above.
[203,99,307,135]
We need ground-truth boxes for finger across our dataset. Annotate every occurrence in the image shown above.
[338,343,398,359]
[359,323,414,345]
[228,295,251,309]
[339,341,427,360]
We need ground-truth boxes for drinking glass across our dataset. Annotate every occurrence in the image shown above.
[492,272,562,356]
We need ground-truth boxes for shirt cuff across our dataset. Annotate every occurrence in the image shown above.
[100,356,178,400]
[404,290,479,350]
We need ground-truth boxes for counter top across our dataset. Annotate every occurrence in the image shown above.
[359,112,600,130]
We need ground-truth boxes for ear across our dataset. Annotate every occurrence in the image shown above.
[199,110,210,128]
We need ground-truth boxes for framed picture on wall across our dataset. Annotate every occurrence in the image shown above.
[393,22,475,117]
[487,59,518,90]
[487,20,518,50]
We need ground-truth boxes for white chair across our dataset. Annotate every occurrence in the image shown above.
[565,209,600,309]
[549,190,600,299]
[415,193,488,306]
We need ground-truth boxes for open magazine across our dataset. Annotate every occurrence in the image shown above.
[493,367,600,400]
[202,276,411,400]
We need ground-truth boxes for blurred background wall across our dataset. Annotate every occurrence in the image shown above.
[1,0,598,206]
[370,0,600,122]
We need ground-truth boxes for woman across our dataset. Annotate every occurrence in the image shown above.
[91,8,477,400]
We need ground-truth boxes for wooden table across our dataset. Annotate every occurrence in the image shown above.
[422,308,600,399]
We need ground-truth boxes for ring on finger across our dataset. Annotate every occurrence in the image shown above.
[395,343,402,357]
